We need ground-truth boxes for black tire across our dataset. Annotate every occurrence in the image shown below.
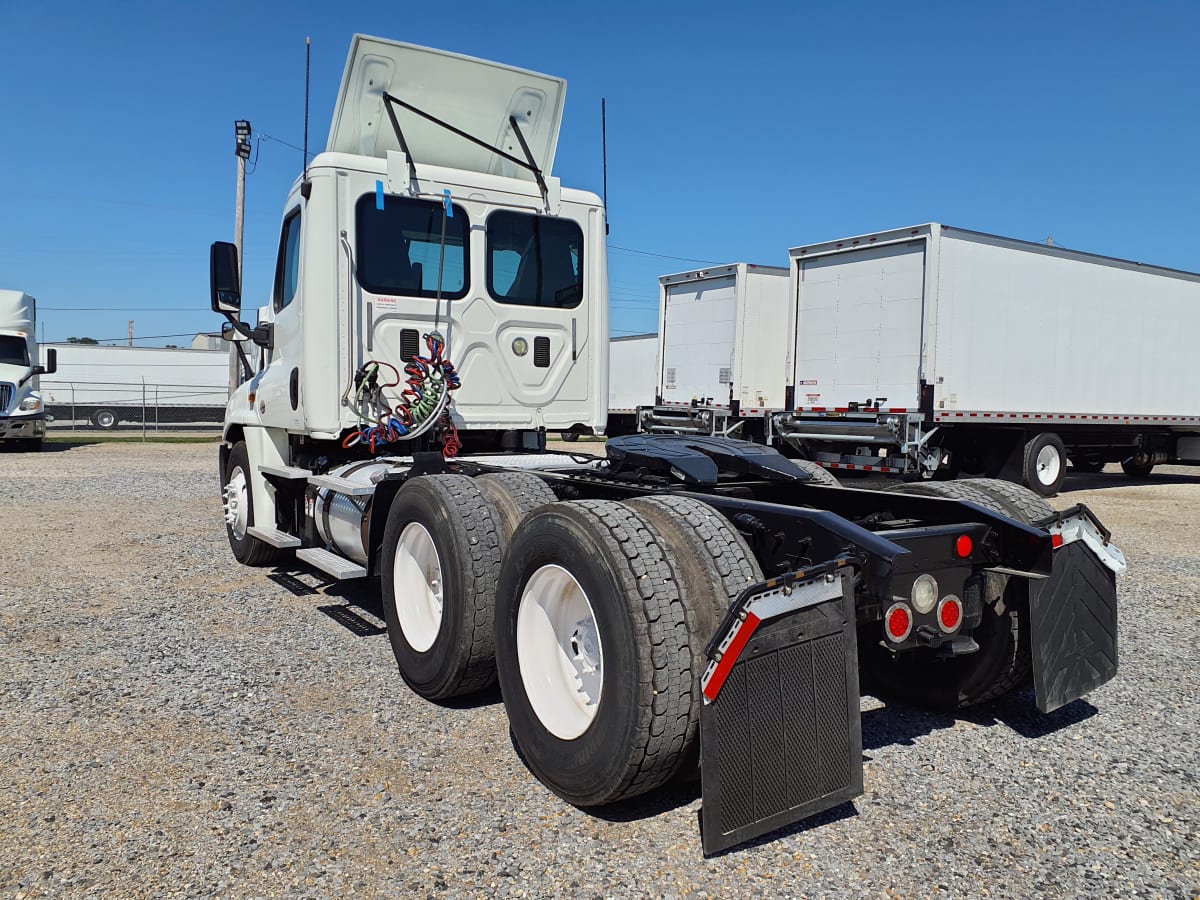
[91,408,119,430]
[559,432,580,443]
[19,438,44,452]
[1022,432,1067,497]
[1121,459,1155,478]
[1070,458,1104,474]
[494,500,693,806]
[474,472,557,548]
[955,478,1054,524]
[788,457,842,487]
[625,495,763,778]
[381,474,504,701]
[221,441,280,566]
[870,479,1032,708]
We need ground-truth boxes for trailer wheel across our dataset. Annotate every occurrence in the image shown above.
[869,479,1032,709]
[381,474,504,701]
[494,501,693,805]
[221,441,280,566]
[788,457,842,488]
[559,432,580,443]
[474,472,557,547]
[91,408,119,430]
[1022,432,1067,496]
[1121,459,1155,478]
[626,495,762,778]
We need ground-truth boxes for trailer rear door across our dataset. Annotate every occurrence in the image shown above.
[793,242,925,410]
[660,275,738,406]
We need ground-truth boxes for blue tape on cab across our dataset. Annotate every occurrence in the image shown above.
[376,180,384,210]
[443,189,453,218]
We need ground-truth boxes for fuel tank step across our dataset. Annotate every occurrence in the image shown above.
[246,526,301,549]
[295,548,367,580]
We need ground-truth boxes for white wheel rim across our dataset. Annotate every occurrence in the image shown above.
[223,466,249,540]
[516,564,603,740]
[393,522,444,653]
[1035,444,1062,486]
[98,412,113,427]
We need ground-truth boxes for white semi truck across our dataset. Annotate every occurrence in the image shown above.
[210,35,1125,853]
[0,290,57,450]
[41,343,228,429]
[644,228,1200,496]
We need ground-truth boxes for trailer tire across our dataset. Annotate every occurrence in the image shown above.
[494,501,693,806]
[788,458,842,488]
[474,472,557,548]
[871,479,1032,709]
[1022,432,1067,496]
[1121,459,1155,478]
[559,432,580,443]
[91,408,119,430]
[381,474,504,701]
[626,495,763,778]
[221,441,280,566]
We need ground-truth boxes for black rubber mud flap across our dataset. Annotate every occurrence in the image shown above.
[699,571,862,855]
[1029,541,1119,713]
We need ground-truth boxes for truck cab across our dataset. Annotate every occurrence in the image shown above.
[0,290,56,450]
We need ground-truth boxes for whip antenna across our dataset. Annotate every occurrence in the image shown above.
[303,37,311,181]
[601,98,609,234]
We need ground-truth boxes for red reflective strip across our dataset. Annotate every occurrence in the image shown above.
[702,612,762,702]
[1052,533,1064,548]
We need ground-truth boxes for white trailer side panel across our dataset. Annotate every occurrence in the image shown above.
[793,242,925,409]
[659,274,738,406]
[733,267,790,411]
[608,334,657,412]
[932,230,1200,417]
[40,345,229,408]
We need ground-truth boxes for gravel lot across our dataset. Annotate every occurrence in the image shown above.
[2,440,1197,898]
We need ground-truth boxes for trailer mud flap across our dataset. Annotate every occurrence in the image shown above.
[699,569,862,855]
[1029,541,1119,714]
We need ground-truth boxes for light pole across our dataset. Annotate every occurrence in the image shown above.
[230,120,252,392]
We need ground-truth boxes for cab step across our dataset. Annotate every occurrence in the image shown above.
[295,548,367,580]
[246,526,301,549]
[308,474,376,496]
[259,463,313,479]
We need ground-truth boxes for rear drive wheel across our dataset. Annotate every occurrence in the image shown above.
[474,472,557,547]
[381,474,503,700]
[788,457,842,487]
[221,441,280,566]
[956,478,1054,523]
[1022,432,1067,496]
[495,501,693,805]
[91,408,119,430]
[626,495,763,777]
[868,479,1032,709]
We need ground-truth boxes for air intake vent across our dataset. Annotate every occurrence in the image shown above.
[0,383,12,413]
[533,336,550,368]
[400,329,420,361]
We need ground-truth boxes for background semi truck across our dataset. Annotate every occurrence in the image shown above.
[0,290,57,450]
[41,343,228,429]
[208,35,1124,852]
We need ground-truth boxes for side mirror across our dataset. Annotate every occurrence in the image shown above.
[221,321,249,343]
[210,241,242,312]
[36,348,57,375]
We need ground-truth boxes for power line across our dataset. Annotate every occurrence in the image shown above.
[608,245,721,265]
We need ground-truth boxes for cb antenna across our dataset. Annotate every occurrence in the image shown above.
[601,97,609,235]
[302,37,311,184]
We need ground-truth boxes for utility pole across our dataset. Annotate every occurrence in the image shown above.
[128,320,134,347]
[230,120,252,393]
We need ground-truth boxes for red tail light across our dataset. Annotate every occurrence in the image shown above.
[955,534,973,557]
[1051,533,1064,549]
[885,603,913,642]
[938,596,962,633]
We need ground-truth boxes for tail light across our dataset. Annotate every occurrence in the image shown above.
[937,595,963,633]
[955,534,974,557]
[885,602,913,643]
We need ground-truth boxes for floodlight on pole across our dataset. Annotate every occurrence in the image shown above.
[235,119,252,138]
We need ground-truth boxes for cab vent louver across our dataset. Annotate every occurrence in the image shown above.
[400,329,420,361]
[534,336,551,368]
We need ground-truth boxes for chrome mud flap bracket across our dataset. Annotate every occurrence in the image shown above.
[1030,506,1122,714]
[698,561,863,855]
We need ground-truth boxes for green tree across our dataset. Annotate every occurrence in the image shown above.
[66,336,99,344]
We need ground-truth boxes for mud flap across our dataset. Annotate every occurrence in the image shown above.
[699,569,862,855]
[1029,541,1119,713]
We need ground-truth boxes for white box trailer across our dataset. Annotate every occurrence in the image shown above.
[641,263,789,439]
[772,223,1200,494]
[41,343,229,429]
[607,333,657,435]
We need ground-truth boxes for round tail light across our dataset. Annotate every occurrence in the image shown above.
[938,595,963,633]
[885,602,913,643]
[955,534,973,558]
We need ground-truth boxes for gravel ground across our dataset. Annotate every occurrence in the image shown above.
[1,441,1197,898]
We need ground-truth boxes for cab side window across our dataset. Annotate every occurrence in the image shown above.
[273,209,302,312]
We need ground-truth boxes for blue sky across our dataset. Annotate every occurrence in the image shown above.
[1,1,1196,345]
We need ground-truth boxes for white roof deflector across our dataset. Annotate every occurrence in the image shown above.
[326,35,567,182]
